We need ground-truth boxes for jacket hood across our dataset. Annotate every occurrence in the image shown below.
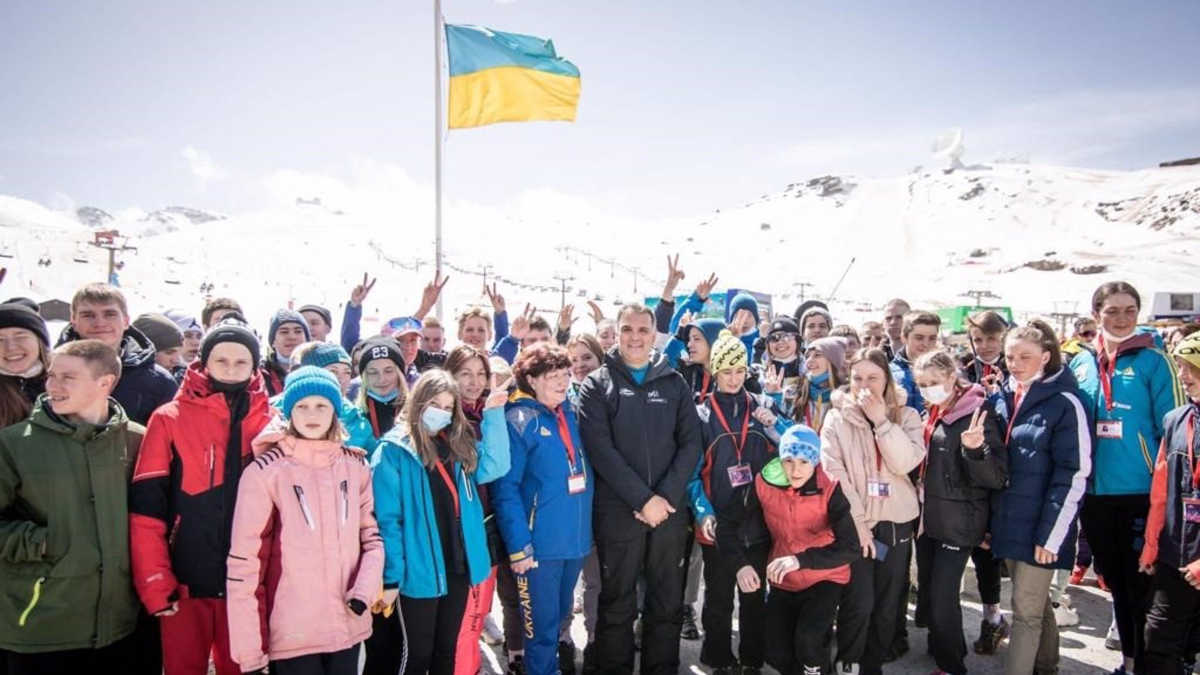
[59,324,159,369]
[251,426,360,467]
[29,394,129,441]
[940,383,987,425]
[725,293,760,324]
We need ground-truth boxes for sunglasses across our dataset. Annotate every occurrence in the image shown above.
[1079,331,1097,339]
[768,333,797,343]
[386,317,423,333]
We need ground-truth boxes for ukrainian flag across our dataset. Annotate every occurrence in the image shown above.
[445,24,580,129]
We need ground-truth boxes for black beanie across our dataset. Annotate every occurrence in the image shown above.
[0,302,50,346]
[133,313,184,352]
[357,336,405,374]
[200,318,262,366]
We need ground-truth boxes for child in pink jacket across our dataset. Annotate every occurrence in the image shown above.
[227,367,384,675]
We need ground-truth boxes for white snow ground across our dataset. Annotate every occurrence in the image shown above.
[2,162,1199,330]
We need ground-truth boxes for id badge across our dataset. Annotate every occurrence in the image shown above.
[867,481,891,498]
[1097,420,1124,439]
[1184,498,1200,524]
[568,473,587,495]
[727,464,753,488]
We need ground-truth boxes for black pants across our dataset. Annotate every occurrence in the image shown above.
[7,629,142,674]
[916,536,973,675]
[272,645,360,675]
[1082,494,1153,667]
[496,557,526,654]
[699,541,769,668]
[1143,563,1200,675]
[363,609,404,675]
[765,581,843,675]
[836,520,913,675]
[592,511,689,675]
[399,571,472,675]
[971,544,1002,605]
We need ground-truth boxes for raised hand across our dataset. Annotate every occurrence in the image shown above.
[857,388,888,426]
[678,310,694,330]
[695,273,720,302]
[961,408,986,450]
[762,363,784,395]
[981,371,1002,396]
[586,300,605,325]
[485,378,514,409]
[558,304,577,332]
[510,304,536,340]
[484,282,506,314]
[350,273,377,307]
[417,272,449,318]
[662,254,686,300]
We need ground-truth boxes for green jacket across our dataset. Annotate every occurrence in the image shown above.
[0,396,144,653]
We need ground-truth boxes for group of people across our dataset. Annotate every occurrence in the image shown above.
[1,262,1199,675]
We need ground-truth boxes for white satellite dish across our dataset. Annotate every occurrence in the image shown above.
[931,127,965,170]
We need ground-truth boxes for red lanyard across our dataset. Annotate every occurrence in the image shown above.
[1005,387,1026,444]
[1188,415,1199,490]
[710,393,751,464]
[698,371,712,405]
[555,407,579,471]
[367,399,381,438]
[1098,337,1118,413]
[433,460,460,519]
[923,405,944,447]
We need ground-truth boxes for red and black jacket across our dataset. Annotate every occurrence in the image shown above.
[1144,403,1200,570]
[129,362,275,612]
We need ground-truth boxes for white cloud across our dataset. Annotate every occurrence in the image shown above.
[780,86,1200,176]
[180,146,228,183]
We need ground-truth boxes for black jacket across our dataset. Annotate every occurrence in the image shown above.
[578,351,703,518]
[922,389,1009,547]
[60,325,178,425]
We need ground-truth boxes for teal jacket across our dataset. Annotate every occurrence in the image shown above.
[1072,333,1184,495]
[372,407,510,599]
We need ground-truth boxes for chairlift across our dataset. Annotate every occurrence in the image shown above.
[165,279,182,286]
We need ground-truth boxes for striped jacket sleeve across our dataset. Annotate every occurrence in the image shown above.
[1038,393,1093,554]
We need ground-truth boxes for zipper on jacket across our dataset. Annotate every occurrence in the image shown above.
[528,492,539,530]
[340,480,349,525]
[18,577,46,627]
[293,485,316,530]
[168,514,182,550]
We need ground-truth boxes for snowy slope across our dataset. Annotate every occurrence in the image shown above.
[2,162,1199,332]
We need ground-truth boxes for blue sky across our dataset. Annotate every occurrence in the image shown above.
[1,0,1198,219]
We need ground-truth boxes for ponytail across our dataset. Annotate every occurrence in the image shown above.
[1005,319,1063,374]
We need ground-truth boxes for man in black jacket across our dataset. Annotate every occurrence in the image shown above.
[578,304,704,675]
[61,283,178,425]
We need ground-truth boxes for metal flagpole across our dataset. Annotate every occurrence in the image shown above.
[433,0,445,319]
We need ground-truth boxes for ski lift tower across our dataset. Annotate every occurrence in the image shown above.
[90,230,137,285]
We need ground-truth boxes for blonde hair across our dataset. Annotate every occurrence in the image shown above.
[423,316,443,330]
[402,370,478,473]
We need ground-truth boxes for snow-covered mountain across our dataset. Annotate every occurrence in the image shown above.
[2,162,1199,333]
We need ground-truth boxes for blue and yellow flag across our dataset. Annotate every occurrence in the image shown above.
[445,24,580,129]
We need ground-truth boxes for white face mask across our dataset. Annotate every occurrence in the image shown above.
[919,384,953,405]
[421,406,454,434]
[1101,329,1132,344]
[1014,371,1043,387]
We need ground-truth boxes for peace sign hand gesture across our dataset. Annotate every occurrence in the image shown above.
[961,408,986,450]
[485,378,514,409]
[662,254,686,300]
[484,282,506,314]
[350,273,377,307]
[417,272,449,318]
[695,273,720,302]
[763,363,784,394]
